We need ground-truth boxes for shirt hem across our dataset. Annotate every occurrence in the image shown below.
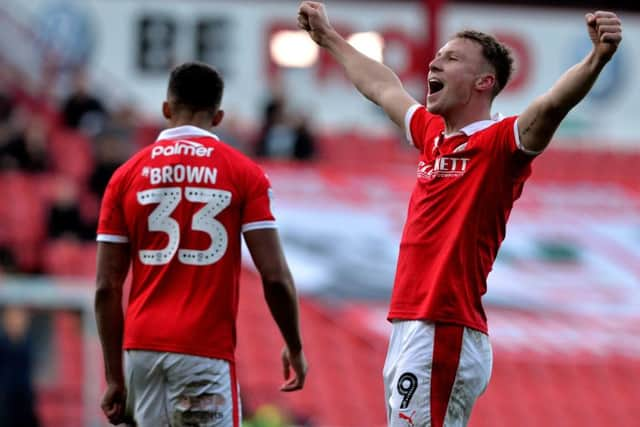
[97,233,129,243]
[241,220,277,233]
[404,104,422,147]
[387,311,488,334]
[123,342,235,363]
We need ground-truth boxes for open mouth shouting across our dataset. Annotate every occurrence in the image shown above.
[428,77,445,97]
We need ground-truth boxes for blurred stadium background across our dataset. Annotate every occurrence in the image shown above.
[0,0,638,426]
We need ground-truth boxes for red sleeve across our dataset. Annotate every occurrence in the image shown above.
[404,104,444,152]
[96,166,129,243]
[490,115,537,181]
[491,115,543,157]
[241,163,276,233]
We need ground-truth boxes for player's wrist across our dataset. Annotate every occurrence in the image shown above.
[106,377,125,388]
[105,369,125,387]
[287,342,303,355]
[321,28,343,49]
[587,49,610,71]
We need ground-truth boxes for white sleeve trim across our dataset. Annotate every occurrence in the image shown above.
[514,118,543,156]
[241,220,278,233]
[404,104,422,146]
[97,234,129,243]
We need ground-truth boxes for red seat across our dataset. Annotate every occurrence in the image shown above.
[49,129,94,182]
[42,240,97,277]
[0,172,51,270]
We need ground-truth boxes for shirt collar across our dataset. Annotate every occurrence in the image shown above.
[156,125,219,142]
[445,113,505,138]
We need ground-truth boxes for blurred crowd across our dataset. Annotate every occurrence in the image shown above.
[0,306,39,427]
[0,62,317,275]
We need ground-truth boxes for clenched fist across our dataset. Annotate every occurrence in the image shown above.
[298,1,334,46]
[586,11,622,62]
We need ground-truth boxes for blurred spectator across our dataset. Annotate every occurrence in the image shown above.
[0,306,40,427]
[109,102,139,134]
[0,90,14,124]
[255,96,316,161]
[0,89,17,165]
[60,69,107,136]
[0,246,18,273]
[47,178,94,241]
[215,112,248,152]
[291,115,316,161]
[0,117,49,173]
[89,125,135,197]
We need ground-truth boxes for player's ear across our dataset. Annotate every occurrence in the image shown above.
[212,109,224,127]
[475,74,496,93]
[162,101,172,120]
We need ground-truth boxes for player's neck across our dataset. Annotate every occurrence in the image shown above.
[168,118,213,132]
[443,104,492,136]
[168,110,215,132]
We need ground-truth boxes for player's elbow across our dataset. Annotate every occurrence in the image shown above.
[357,82,384,106]
[94,280,122,307]
[261,271,294,291]
[260,266,295,295]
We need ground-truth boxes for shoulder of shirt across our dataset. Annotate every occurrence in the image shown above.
[214,140,267,175]
[118,145,153,172]
[410,105,445,132]
[463,114,518,138]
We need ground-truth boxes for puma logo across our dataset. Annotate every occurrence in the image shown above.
[399,410,416,426]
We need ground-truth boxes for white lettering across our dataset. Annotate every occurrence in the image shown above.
[433,156,470,172]
[187,165,205,183]
[150,140,215,159]
[145,165,218,185]
[419,156,470,179]
[151,146,163,158]
[162,166,173,183]
[151,168,162,185]
[174,164,185,182]
[204,167,217,184]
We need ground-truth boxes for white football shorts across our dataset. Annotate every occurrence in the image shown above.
[124,350,241,427]
[383,320,492,427]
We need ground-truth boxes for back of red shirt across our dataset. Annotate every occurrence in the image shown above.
[97,126,275,361]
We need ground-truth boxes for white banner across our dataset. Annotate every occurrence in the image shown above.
[6,0,640,143]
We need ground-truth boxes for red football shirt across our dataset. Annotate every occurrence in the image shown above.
[97,125,276,361]
[388,105,538,333]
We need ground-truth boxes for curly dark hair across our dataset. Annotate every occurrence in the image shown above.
[168,62,224,113]
[455,30,514,97]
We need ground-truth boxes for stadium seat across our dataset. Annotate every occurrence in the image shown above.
[42,240,97,278]
[237,269,388,427]
[49,129,94,182]
[0,173,51,270]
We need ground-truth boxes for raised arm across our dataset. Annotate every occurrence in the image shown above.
[243,228,307,392]
[95,241,131,426]
[298,1,418,129]
[518,11,622,153]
